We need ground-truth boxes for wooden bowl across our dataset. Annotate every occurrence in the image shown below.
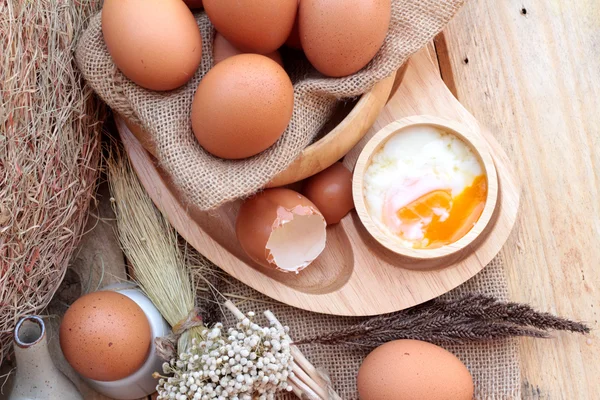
[124,72,398,187]
[353,115,499,262]
[267,71,399,187]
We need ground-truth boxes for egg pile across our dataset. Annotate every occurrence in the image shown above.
[100,0,385,272]
[363,125,487,249]
[101,0,391,160]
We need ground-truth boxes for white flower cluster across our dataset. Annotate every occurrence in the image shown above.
[156,312,294,400]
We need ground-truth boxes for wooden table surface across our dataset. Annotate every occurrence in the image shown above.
[438,0,599,398]
[4,1,596,399]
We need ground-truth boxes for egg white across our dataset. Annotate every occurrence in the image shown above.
[363,126,484,246]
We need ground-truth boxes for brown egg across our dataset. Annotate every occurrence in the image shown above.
[191,54,294,159]
[183,0,203,9]
[357,340,474,400]
[284,8,302,50]
[236,188,326,273]
[299,0,391,77]
[203,0,297,54]
[213,33,283,66]
[102,0,202,91]
[302,162,354,225]
[59,291,151,382]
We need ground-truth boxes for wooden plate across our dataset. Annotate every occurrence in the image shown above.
[123,72,397,188]
[119,47,520,316]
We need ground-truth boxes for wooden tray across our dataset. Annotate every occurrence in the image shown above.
[119,47,520,316]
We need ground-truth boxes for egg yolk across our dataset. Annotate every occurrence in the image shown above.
[393,175,487,249]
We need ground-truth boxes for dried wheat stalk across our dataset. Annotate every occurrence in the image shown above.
[108,149,204,356]
[295,294,589,347]
[0,0,105,364]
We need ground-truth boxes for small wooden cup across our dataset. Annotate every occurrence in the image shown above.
[353,115,499,262]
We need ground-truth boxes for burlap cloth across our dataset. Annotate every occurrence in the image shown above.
[76,0,465,210]
[213,256,521,400]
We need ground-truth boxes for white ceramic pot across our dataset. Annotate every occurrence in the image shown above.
[84,283,170,400]
[10,316,83,400]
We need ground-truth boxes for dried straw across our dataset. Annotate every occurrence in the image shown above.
[294,294,590,347]
[107,149,204,356]
[0,0,105,363]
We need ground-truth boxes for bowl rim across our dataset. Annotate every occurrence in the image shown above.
[266,71,398,187]
[352,115,499,261]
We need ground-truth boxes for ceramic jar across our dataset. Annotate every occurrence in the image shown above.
[9,315,82,400]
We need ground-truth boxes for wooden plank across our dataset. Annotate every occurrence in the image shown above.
[438,0,600,398]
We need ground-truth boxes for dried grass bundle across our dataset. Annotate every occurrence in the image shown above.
[107,150,204,356]
[0,0,105,363]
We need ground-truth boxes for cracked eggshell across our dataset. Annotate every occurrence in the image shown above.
[236,188,327,273]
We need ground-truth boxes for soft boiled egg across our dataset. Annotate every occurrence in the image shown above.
[363,126,487,249]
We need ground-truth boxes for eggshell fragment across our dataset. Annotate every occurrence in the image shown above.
[102,0,202,91]
[59,291,151,382]
[302,162,354,225]
[213,33,283,66]
[191,54,294,159]
[236,188,327,273]
[357,340,474,400]
[299,0,391,77]
[204,0,297,54]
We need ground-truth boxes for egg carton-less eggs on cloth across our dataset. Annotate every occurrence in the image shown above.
[75,0,465,210]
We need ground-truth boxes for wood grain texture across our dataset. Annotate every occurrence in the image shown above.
[439,0,600,398]
[119,48,520,316]
[352,115,499,261]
